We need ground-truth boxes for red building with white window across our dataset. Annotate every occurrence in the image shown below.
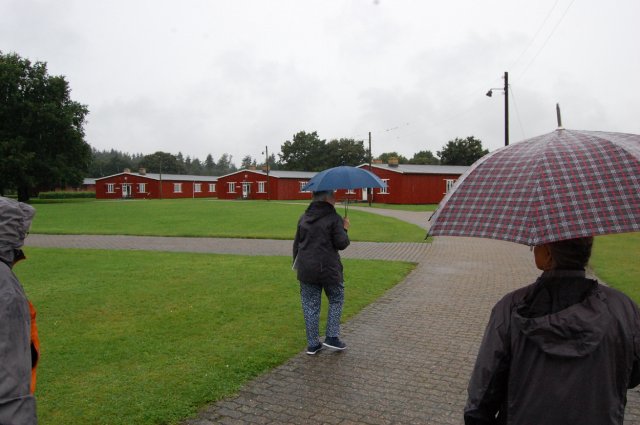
[356,163,469,204]
[93,163,467,204]
[215,169,317,200]
[95,169,218,199]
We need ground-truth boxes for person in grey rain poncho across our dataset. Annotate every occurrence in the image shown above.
[0,197,38,425]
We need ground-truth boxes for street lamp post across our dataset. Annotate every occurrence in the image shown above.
[486,71,509,146]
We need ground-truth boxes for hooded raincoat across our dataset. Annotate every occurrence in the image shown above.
[0,197,37,425]
[465,270,640,425]
[293,201,350,287]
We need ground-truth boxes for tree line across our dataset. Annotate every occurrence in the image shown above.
[1,50,489,201]
[87,132,488,179]
[89,149,239,177]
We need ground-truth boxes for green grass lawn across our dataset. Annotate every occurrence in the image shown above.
[17,248,415,425]
[591,232,640,303]
[29,199,426,242]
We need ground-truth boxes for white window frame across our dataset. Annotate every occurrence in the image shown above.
[346,189,356,194]
[194,183,202,193]
[445,179,456,194]
[209,183,216,192]
[106,183,115,193]
[228,182,236,193]
[138,183,146,193]
[257,181,266,193]
[173,183,182,193]
[379,179,389,194]
[299,181,311,193]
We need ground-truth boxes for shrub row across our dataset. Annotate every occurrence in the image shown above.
[38,191,96,199]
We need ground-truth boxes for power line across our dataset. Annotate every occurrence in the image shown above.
[519,0,576,80]
[509,85,527,141]
[509,0,561,72]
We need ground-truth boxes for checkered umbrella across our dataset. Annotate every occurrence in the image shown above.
[428,129,640,246]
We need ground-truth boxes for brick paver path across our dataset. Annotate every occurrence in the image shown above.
[24,208,640,424]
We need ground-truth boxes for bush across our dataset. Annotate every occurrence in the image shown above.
[38,191,96,199]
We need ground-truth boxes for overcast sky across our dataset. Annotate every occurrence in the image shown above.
[2,0,639,165]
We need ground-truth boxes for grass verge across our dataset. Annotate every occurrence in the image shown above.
[17,248,415,425]
[29,199,426,242]
[591,232,640,303]
[351,203,438,212]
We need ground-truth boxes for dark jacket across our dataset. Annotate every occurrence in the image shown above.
[293,201,350,287]
[465,270,640,425]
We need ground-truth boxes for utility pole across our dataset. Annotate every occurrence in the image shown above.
[368,132,372,206]
[504,71,509,146]
[265,146,270,201]
[486,71,509,146]
[159,161,163,199]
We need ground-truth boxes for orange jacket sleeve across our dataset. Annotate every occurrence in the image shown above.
[28,301,40,394]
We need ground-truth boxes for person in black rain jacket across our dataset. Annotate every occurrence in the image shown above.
[464,237,640,425]
[293,190,350,355]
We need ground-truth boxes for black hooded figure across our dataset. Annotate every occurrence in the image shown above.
[464,237,640,425]
[293,190,350,355]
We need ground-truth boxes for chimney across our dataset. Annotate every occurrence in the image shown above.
[248,165,256,171]
[388,157,399,167]
[138,167,146,175]
[372,159,383,164]
[123,168,131,173]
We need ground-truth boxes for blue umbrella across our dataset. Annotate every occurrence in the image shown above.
[302,166,386,191]
[302,166,386,216]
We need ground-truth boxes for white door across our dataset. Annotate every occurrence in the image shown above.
[122,184,132,198]
[361,188,368,201]
[242,182,251,199]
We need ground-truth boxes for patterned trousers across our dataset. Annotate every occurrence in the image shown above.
[299,281,344,347]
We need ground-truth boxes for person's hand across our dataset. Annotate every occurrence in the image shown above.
[343,216,350,231]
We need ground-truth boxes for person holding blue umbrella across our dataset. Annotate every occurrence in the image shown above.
[293,189,351,355]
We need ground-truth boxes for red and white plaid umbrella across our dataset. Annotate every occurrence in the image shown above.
[428,129,640,245]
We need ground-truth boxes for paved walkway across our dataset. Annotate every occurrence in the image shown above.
[24,208,640,424]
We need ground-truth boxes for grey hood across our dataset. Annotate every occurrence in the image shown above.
[0,197,36,265]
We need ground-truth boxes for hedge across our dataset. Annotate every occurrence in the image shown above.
[38,191,96,199]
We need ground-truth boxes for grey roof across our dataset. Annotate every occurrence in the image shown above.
[363,163,469,175]
[267,170,316,179]
[83,178,96,185]
[218,169,316,179]
[95,172,218,182]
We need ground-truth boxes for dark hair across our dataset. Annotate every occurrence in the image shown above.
[548,237,594,270]
[312,190,335,201]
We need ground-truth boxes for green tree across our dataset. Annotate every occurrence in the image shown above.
[190,158,203,175]
[257,153,280,171]
[437,136,489,165]
[215,153,236,175]
[279,131,327,171]
[0,51,91,200]
[325,138,367,167]
[240,155,256,169]
[376,152,409,164]
[204,154,216,175]
[88,148,140,177]
[409,150,440,165]
[139,151,186,174]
